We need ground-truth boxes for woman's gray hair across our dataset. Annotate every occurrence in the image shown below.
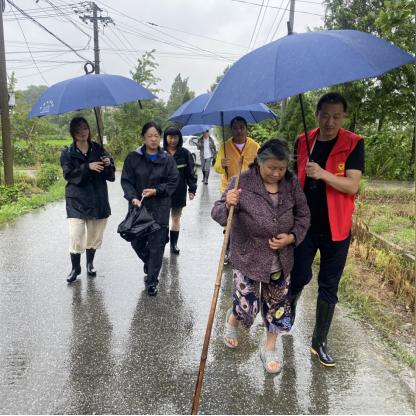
[255,138,290,165]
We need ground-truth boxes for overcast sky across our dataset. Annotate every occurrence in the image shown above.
[5,0,325,102]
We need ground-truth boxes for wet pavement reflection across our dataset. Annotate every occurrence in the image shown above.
[0,172,414,414]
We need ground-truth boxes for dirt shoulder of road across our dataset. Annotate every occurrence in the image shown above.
[339,241,415,378]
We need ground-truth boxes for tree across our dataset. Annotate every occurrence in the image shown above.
[107,50,167,160]
[166,74,195,117]
[323,0,414,133]
[278,94,316,147]
[210,65,230,92]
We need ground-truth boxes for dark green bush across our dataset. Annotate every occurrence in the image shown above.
[0,184,23,207]
[364,130,414,180]
[36,164,61,190]
[13,142,36,166]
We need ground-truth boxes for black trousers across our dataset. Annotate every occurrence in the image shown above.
[131,227,167,286]
[290,230,351,305]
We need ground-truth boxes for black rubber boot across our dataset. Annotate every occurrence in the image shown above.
[147,284,158,296]
[67,253,81,283]
[290,289,303,326]
[310,297,336,367]
[170,230,180,255]
[86,248,97,276]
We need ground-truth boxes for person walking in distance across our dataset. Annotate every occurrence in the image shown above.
[197,129,217,185]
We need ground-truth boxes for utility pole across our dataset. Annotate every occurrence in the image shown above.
[0,0,13,185]
[75,2,113,141]
[280,0,295,121]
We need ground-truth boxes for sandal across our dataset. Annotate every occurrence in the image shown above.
[260,348,282,374]
[223,307,239,348]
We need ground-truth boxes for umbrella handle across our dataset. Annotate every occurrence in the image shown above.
[84,61,95,74]
[298,94,317,190]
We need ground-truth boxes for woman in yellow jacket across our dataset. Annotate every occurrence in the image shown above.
[214,116,260,193]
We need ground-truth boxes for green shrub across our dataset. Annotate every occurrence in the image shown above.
[13,142,36,166]
[38,142,65,164]
[36,164,61,190]
[364,130,414,180]
[0,184,23,207]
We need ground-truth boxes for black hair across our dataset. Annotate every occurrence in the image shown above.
[141,121,162,137]
[316,92,347,113]
[163,126,183,149]
[230,116,248,128]
[69,117,91,142]
[250,138,292,178]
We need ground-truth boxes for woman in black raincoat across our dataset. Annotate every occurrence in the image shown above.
[60,116,115,283]
[163,126,198,255]
[121,122,179,296]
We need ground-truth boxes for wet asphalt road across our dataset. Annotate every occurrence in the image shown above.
[0,171,414,415]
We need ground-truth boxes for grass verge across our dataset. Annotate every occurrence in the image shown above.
[0,179,65,225]
[339,249,415,368]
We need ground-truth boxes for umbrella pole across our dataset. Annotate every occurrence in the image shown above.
[191,157,244,415]
[221,111,228,178]
[94,106,103,146]
[298,94,311,159]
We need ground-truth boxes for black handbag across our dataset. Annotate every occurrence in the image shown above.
[117,203,161,242]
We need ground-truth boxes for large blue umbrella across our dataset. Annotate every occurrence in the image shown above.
[205,29,414,112]
[29,73,156,118]
[29,67,157,144]
[169,92,276,125]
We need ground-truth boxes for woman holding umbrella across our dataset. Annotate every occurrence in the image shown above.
[163,126,197,255]
[60,116,115,284]
[211,138,310,373]
[121,122,179,296]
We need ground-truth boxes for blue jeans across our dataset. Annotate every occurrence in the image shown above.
[290,230,351,305]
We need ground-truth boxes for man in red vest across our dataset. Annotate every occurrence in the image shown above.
[291,92,364,367]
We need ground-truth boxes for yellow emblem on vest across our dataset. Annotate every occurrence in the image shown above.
[335,162,345,176]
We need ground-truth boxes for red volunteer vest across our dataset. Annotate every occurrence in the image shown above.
[297,128,362,241]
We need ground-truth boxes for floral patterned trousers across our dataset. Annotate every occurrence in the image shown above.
[232,268,292,334]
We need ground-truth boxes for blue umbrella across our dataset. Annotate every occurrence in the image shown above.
[205,29,414,113]
[169,92,276,125]
[29,73,157,118]
[181,124,213,136]
[29,67,157,145]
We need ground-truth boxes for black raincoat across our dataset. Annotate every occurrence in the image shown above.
[60,142,115,219]
[121,146,179,226]
[170,147,197,208]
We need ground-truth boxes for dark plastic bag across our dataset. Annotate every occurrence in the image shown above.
[117,204,161,242]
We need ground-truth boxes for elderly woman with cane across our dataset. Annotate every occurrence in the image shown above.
[211,138,310,373]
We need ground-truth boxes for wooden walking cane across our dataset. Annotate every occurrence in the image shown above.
[191,156,244,415]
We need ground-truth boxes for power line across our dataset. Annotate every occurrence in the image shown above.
[10,6,49,85]
[231,0,323,17]
[6,0,90,62]
[96,0,246,50]
[247,0,264,51]
[270,0,291,40]
[95,0,234,63]
[264,0,285,43]
[42,0,92,42]
[251,0,270,49]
